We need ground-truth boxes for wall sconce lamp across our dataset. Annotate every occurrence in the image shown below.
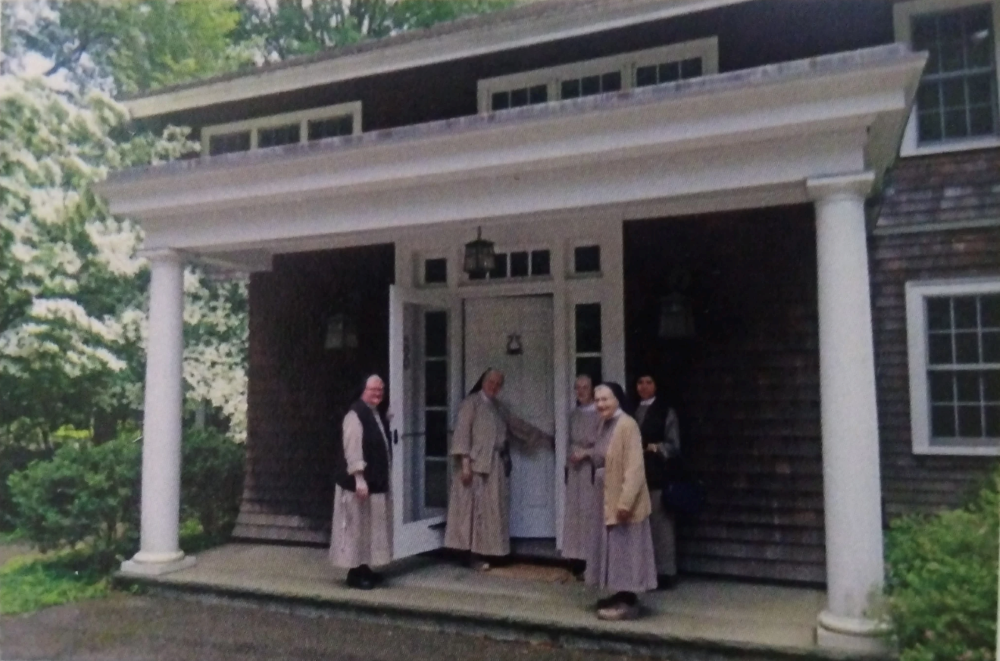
[463,226,496,277]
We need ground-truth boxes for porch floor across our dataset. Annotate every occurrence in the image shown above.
[117,543,860,660]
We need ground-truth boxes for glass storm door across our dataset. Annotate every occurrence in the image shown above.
[389,285,452,559]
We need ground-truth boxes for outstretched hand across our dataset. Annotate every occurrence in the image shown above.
[615,507,630,523]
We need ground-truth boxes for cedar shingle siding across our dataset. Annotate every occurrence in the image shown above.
[873,149,1000,519]
[625,207,825,583]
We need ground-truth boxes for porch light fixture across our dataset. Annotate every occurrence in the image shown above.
[463,226,496,277]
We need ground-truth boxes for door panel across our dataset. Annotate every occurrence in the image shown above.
[390,285,452,559]
[464,296,555,538]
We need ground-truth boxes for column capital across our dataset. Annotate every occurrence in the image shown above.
[139,248,185,265]
[806,171,876,202]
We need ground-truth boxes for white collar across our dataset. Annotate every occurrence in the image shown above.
[639,397,656,407]
[479,391,491,402]
[611,409,623,419]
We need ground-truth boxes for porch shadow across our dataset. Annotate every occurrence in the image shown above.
[115,543,883,661]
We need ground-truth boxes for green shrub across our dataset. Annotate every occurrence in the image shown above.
[885,469,999,661]
[181,428,245,541]
[7,432,141,564]
[0,444,53,532]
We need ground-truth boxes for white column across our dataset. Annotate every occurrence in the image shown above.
[121,249,196,576]
[806,172,887,652]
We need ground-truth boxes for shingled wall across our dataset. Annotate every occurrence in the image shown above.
[872,148,1000,518]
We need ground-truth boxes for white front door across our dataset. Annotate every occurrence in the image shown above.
[388,285,453,559]
[464,295,556,538]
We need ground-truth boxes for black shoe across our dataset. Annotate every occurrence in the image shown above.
[369,571,385,586]
[346,568,375,590]
[594,594,620,610]
[657,574,678,590]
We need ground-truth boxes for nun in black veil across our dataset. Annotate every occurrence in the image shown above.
[443,368,554,571]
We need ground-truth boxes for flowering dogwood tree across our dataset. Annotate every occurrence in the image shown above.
[0,75,248,445]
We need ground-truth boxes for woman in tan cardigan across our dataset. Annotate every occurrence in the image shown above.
[583,382,658,620]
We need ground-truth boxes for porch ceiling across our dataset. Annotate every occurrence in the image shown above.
[97,44,925,265]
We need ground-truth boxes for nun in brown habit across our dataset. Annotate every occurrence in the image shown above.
[444,368,554,570]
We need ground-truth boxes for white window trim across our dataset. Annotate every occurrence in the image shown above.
[460,245,553,284]
[566,238,604,279]
[906,277,1000,456]
[416,253,450,288]
[476,37,719,113]
[201,101,362,154]
[894,0,1000,156]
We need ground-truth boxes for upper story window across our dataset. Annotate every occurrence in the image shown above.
[468,248,551,281]
[202,101,362,157]
[906,278,1000,455]
[477,38,718,113]
[895,0,1000,155]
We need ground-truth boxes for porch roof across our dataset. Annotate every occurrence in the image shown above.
[98,44,925,267]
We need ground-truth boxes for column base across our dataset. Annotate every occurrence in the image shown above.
[120,553,196,577]
[816,610,891,655]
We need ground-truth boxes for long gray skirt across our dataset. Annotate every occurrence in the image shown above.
[584,469,657,593]
[443,458,510,557]
[329,485,393,569]
[562,462,600,560]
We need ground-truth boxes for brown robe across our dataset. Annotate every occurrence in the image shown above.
[444,392,550,556]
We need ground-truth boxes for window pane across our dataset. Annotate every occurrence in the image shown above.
[944,108,969,138]
[918,110,944,142]
[986,405,1000,436]
[932,404,957,437]
[636,65,657,87]
[424,258,447,285]
[985,370,1000,401]
[969,105,995,135]
[581,75,601,96]
[968,73,994,104]
[510,252,529,277]
[575,303,602,353]
[912,15,937,50]
[969,31,993,68]
[927,297,952,330]
[492,91,510,111]
[940,11,963,41]
[930,371,955,403]
[425,361,448,407]
[576,357,603,386]
[941,39,966,72]
[918,82,943,112]
[601,71,622,92]
[425,410,449,457]
[529,85,548,104]
[531,250,550,276]
[308,115,353,141]
[983,331,1000,363]
[208,131,251,156]
[954,296,978,328]
[489,253,508,279]
[510,88,529,108]
[574,245,601,273]
[983,295,1000,327]
[956,371,981,402]
[425,310,448,357]
[561,79,581,99]
[258,123,300,148]
[929,333,954,364]
[955,331,980,363]
[958,404,983,436]
[680,57,703,78]
[425,459,448,509]
[659,62,681,83]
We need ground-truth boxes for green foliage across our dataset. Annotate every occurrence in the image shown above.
[234,0,514,62]
[3,0,249,94]
[884,468,999,661]
[181,427,245,541]
[0,551,110,615]
[7,430,141,561]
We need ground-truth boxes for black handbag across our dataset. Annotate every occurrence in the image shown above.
[643,450,669,491]
[662,478,706,517]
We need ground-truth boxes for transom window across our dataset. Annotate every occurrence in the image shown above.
[468,249,551,281]
[202,101,361,156]
[478,38,719,113]
[906,280,1000,454]
[913,4,997,143]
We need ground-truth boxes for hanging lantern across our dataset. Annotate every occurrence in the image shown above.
[463,226,496,277]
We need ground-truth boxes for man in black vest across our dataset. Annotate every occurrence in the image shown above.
[329,375,393,589]
[634,373,681,588]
